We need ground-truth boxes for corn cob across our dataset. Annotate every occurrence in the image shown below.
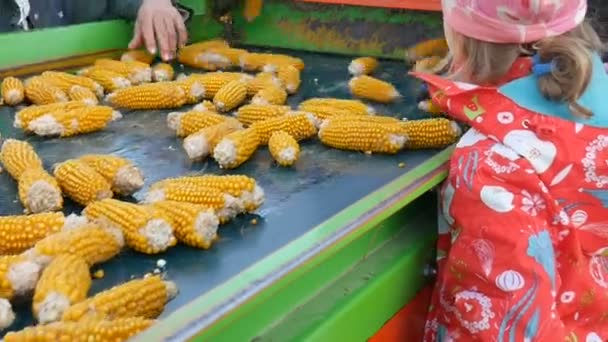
[186,72,252,99]
[275,65,301,94]
[33,254,92,324]
[297,105,360,121]
[14,101,91,130]
[83,199,176,254]
[250,111,318,145]
[94,59,152,84]
[152,63,175,82]
[0,298,14,330]
[418,99,443,115]
[349,76,400,103]
[246,72,282,96]
[322,114,405,126]
[213,80,247,112]
[299,98,374,115]
[4,317,155,342]
[348,57,379,76]
[252,85,287,105]
[18,168,63,214]
[67,85,98,105]
[149,201,219,249]
[177,40,231,66]
[318,117,408,154]
[0,139,43,180]
[28,105,121,137]
[183,119,243,161]
[399,118,461,149]
[413,55,450,74]
[236,104,290,125]
[27,222,124,266]
[405,38,449,63]
[0,212,65,255]
[61,275,177,321]
[76,154,143,196]
[40,71,104,98]
[1,77,25,106]
[167,110,235,137]
[173,78,206,104]
[53,159,113,206]
[24,77,68,105]
[192,100,216,112]
[150,174,264,213]
[106,82,186,110]
[79,67,132,92]
[240,53,305,72]
[213,128,260,169]
[0,255,42,329]
[201,47,248,66]
[269,131,300,167]
[121,49,155,64]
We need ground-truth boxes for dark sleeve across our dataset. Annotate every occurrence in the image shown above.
[107,0,144,20]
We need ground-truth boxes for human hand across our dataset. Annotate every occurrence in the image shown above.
[128,0,188,61]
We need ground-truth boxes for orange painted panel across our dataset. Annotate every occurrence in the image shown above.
[298,0,442,11]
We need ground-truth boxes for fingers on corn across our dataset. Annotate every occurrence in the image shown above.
[40,71,104,98]
[183,119,243,161]
[79,67,132,92]
[250,111,318,145]
[399,118,462,149]
[152,63,175,82]
[236,104,291,126]
[121,50,155,64]
[213,80,248,112]
[348,57,379,76]
[68,85,98,105]
[4,317,155,342]
[246,72,282,96]
[240,53,305,72]
[28,105,120,137]
[405,38,449,63]
[83,199,176,254]
[0,212,65,255]
[299,98,374,115]
[14,101,90,131]
[0,139,43,180]
[94,59,152,84]
[33,254,92,324]
[24,77,68,105]
[269,131,300,167]
[167,110,233,137]
[252,85,287,105]
[348,75,400,103]
[107,82,186,110]
[213,128,260,169]
[275,65,301,94]
[18,168,63,214]
[149,201,219,249]
[77,154,144,196]
[61,275,177,321]
[1,77,25,106]
[53,159,113,206]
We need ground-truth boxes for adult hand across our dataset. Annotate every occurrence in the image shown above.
[128,0,188,61]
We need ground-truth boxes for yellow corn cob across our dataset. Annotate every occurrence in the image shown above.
[413,55,450,74]
[24,77,68,105]
[349,75,400,103]
[250,111,318,145]
[323,114,405,126]
[195,47,249,70]
[297,104,360,121]
[348,57,379,76]
[121,49,155,64]
[418,99,443,115]
[60,276,176,321]
[1,77,25,106]
[177,40,231,66]
[27,105,121,137]
[149,201,219,249]
[240,53,305,72]
[167,110,234,137]
[185,72,252,99]
[79,67,132,92]
[268,131,300,167]
[83,199,176,254]
[33,254,92,324]
[14,101,90,131]
[299,98,374,115]
[405,38,449,63]
[0,212,65,255]
[53,159,113,206]
[5,317,155,342]
[192,100,216,112]
[399,118,461,149]
[252,85,287,105]
[213,80,247,112]
[213,128,260,169]
[152,63,175,82]
[318,117,408,154]
[183,119,243,161]
[0,139,43,180]
[77,154,144,196]
[275,65,301,94]
[106,82,186,110]
[0,254,43,329]
[236,104,290,125]
[18,168,63,214]
[246,72,282,96]
[172,78,206,104]
[28,222,124,266]
[41,71,103,98]
[94,59,152,84]
[150,174,264,213]
[67,85,98,105]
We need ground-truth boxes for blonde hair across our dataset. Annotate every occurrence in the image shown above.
[448,21,605,118]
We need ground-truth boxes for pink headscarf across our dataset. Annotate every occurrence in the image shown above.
[442,0,588,43]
